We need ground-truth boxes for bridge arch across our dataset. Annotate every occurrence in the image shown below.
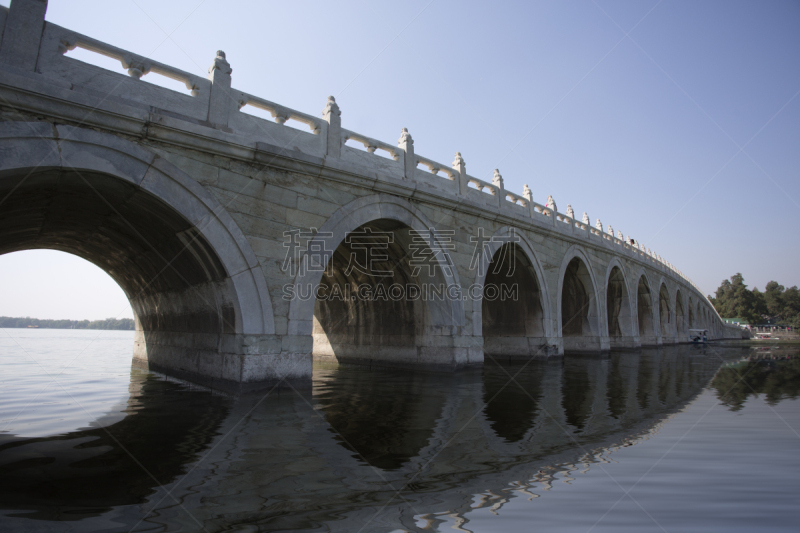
[471,226,554,356]
[286,194,468,367]
[688,296,695,328]
[696,301,702,329]
[675,289,686,338]
[635,270,656,343]
[604,257,634,343]
[0,121,276,385]
[658,279,672,339]
[557,245,604,351]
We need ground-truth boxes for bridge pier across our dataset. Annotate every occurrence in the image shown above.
[134,331,312,391]
[608,336,641,350]
[312,332,484,369]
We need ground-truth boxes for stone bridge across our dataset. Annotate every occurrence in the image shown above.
[0,0,740,389]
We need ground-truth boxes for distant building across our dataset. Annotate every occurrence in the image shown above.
[723,317,749,326]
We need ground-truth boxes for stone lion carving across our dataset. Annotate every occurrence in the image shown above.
[492,169,503,189]
[523,183,532,200]
[398,127,413,146]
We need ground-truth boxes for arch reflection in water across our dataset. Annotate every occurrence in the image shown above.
[482,358,544,443]
[313,362,449,470]
[0,370,230,521]
[0,346,739,531]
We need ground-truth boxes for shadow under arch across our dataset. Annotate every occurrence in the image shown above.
[604,258,635,348]
[696,301,702,329]
[659,281,672,340]
[636,271,657,345]
[287,194,471,368]
[676,289,686,339]
[557,245,606,353]
[0,122,276,388]
[471,227,555,358]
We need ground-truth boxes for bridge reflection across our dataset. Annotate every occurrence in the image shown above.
[0,371,230,521]
[0,346,746,530]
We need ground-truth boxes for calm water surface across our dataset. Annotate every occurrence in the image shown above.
[1,329,798,532]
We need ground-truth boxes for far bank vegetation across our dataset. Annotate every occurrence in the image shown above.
[0,317,135,330]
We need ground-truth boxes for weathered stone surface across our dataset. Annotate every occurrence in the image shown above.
[0,2,741,390]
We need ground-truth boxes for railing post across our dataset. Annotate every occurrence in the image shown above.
[546,195,557,226]
[523,184,535,218]
[0,0,48,71]
[493,169,504,210]
[398,128,414,179]
[207,50,232,127]
[322,96,341,159]
[453,152,467,195]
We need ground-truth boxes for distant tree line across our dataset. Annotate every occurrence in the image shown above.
[0,316,135,330]
[708,273,800,326]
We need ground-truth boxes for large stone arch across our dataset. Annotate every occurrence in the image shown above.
[0,121,277,388]
[286,194,472,367]
[470,226,556,357]
[658,278,672,341]
[634,268,657,345]
[556,245,607,352]
[696,301,702,329]
[604,257,635,348]
[675,288,687,339]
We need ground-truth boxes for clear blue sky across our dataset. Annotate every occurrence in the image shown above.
[0,0,798,320]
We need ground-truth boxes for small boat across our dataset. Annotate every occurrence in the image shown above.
[688,328,707,344]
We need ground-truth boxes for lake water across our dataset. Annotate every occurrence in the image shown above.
[1,329,798,532]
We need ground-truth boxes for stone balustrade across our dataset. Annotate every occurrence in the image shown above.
[236,91,323,135]
[31,20,700,292]
[40,21,208,120]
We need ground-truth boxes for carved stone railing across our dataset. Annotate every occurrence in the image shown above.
[236,91,323,135]
[0,0,713,309]
[416,154,457,181]
[38,21,209,120]
[529,201,553,219]
[342,129,400,161]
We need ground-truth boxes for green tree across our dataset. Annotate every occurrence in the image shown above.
[784,286,800,327]
[764,281,785,317]
[0,316,134,330]
[713,273,760,323]
[752,288,768,320]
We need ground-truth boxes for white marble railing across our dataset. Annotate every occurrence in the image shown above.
[531,202,553,217]
[236,91,323,135]
[467,175,499,197]
[53,26,205,94]
[0,1,711,305]
[39,21,209,120]
[342,129,400,161]
[416,155,457,181]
